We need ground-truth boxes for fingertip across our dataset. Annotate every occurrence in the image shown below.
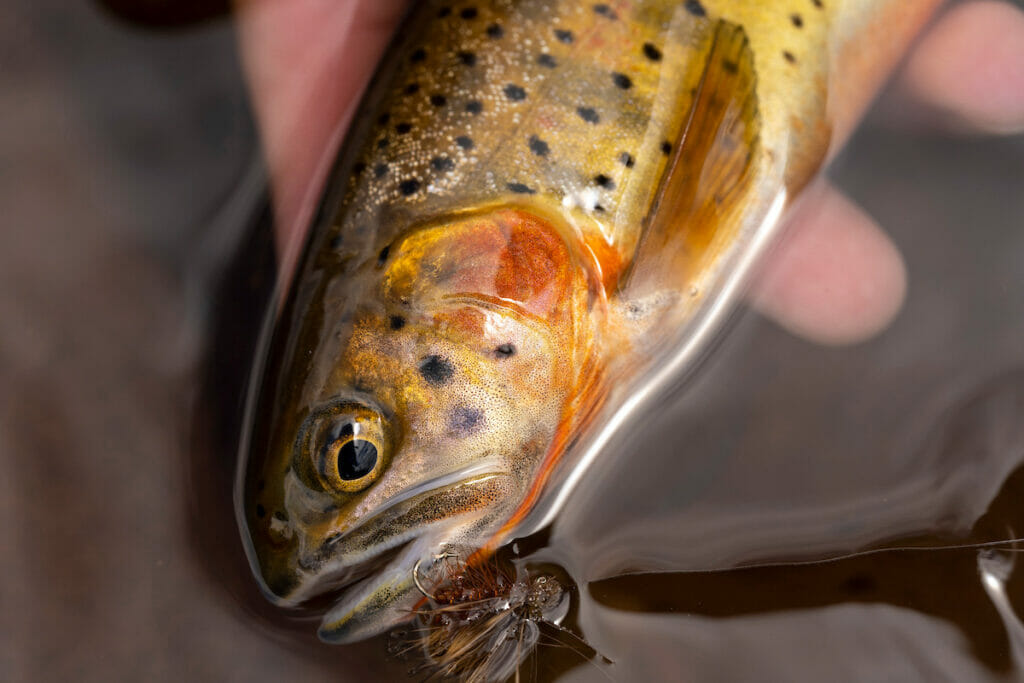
[751,183,907,346]
[903,1,1024,134]
[236,0,411,263]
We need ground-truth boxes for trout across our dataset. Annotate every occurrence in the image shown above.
[237,0,939,644]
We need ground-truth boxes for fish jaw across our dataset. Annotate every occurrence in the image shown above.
[315,536,433,644]
[250,461,515,609]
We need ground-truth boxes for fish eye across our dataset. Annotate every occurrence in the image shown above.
[295,402,390,495]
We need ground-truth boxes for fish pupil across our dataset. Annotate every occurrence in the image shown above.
[337,439,378,480]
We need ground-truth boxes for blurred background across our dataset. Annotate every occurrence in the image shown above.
[2,1,1022,681]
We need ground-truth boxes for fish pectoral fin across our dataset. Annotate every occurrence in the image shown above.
[318,539,432,644]
[622,20,761,302]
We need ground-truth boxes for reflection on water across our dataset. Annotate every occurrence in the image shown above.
[5,0,1024,681]
[553,370,1024,680]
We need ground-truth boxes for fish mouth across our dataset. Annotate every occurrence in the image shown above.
[333,459,505,541]
[279,460,511,605]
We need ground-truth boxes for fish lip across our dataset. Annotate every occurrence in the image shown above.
[328,458,507,547]
[278,463,508,606]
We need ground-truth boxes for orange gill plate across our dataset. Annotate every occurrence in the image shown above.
[236,0,940,645]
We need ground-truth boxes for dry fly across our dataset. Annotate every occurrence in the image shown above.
[389,552,608,682]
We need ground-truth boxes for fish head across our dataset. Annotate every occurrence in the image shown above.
[240,207,602,638]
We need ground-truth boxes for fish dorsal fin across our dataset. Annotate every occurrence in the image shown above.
[621,20,761,303]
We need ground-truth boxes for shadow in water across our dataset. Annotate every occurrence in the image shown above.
[592,370,1024,675]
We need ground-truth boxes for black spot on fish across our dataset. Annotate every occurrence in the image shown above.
[456,135,474,150]
[577,106,600,124]
[594,174,615,189]
[395,122,412,134]
[593,3,617,19]
[374,162,388,178]
[643,43,662,61]
[722,59,738,74]
[486,23,504,38]
[495,343,516,358]
[377,244,390,265]
[811,0,824,8]
[458,51,477,66]
[389,315,406,330]
[438,6,451,17]
[256,504,266,518]
[419,355,454,385]
[554,28,574,44]
[504,83,526,101]
[465,100,483,114]
[791,13,804,28]
[661,140,672,155]
[399,178,421,195]
[537,53,557,68]
[460,7,478,19]
[352,161,366,175]
[404,82,420,95]
[410,48,426,63]
[377,138,389,150]
[449,406,484,435]
[431,155,455,172]
[377,113,390,125]
[528,135,549,156]
[684,0,707,16]
[783,50,797,64]
[594,204,606,213]
[507,182,536,195]
[619,151,635,168]
[430,93,447,107]
[330,234,343,249]
[612,72,632,89]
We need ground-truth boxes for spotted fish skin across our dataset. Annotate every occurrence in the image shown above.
[239,0,940,645]
[331,0,811,270]
[325,0,934,264]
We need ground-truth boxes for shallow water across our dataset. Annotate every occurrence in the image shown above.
[4,1,1024,681]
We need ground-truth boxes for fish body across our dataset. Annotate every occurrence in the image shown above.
[238,0,940,644]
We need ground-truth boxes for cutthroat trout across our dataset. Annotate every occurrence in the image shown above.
[238,0,939,645]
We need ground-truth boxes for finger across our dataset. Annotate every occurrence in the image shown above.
[234,0,409,263]
[903,0,1024,134]
[750,181,907,345]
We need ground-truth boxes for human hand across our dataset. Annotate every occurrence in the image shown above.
[235,0,1024,345]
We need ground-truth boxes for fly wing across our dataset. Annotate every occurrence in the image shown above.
[621,20,761,302]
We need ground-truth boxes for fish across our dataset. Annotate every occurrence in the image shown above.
[236,0,940,646]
